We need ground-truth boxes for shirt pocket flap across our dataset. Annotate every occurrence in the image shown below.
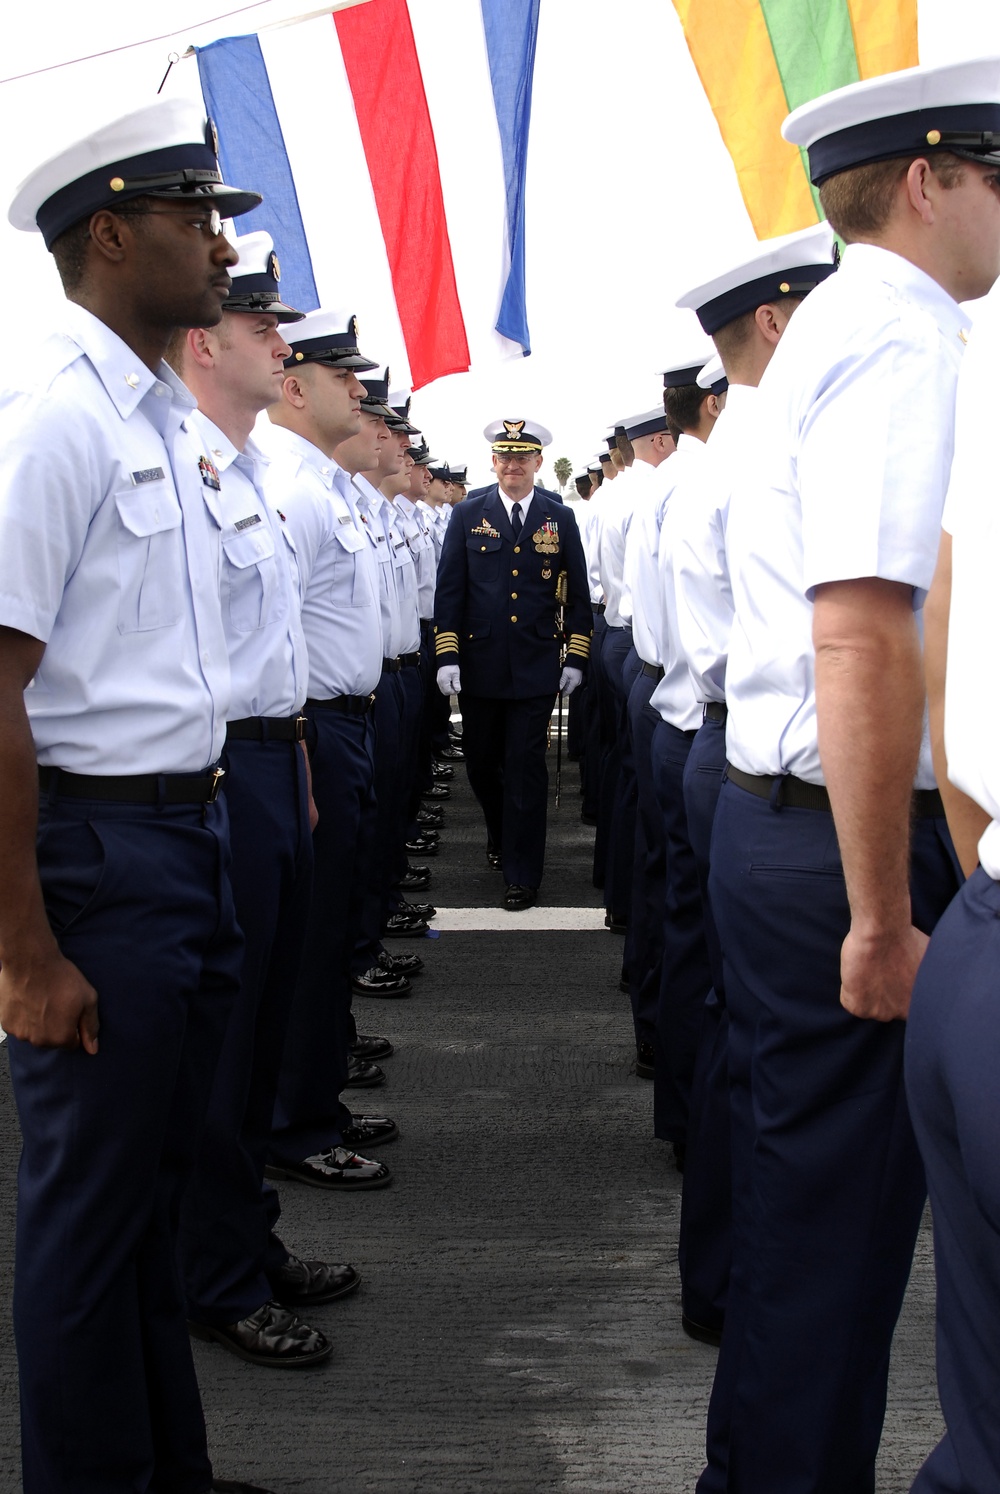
[115,486,182,538]
[467,534,503,553]
[333,524,366,554]
[466,618,492,640]
[222,524,276,569]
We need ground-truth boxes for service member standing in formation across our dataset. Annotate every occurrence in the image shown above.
[698,58,1000,1494]
[434,420,591,909]
[261,310,398,1192]
[0,100,271,1493]
[911,254,1000,1494]
[169,232,359,1371]
[668,224,837,1350]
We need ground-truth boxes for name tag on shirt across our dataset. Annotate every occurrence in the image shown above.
[234,513,262,532]
[131,467,165,486]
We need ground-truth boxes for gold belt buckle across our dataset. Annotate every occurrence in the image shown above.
[208,766,226,803]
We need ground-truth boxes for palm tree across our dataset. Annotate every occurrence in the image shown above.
[552,456,572,493]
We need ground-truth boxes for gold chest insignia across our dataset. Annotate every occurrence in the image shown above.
[532,520,560,555]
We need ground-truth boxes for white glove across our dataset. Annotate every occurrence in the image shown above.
[437,665,462,697]
[559,666,583,697]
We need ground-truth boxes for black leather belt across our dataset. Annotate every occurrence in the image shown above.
[400,652,421,668]
[704,701,728,724]
[592,602,606,615]
[725,763,944,818]
[39,765,225,804]
[641,661,664,681]
[306,694,375,717]
[381,657,402,673]
[226,714,307,743]
[419,618,434,628]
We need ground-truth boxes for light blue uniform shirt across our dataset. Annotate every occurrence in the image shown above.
[649,436,708,732]
[388,495,427,648]
[724,244,969,787]
[353,476,403,659]
[622,457,673,667]
[0,303,230,774]
[190,412,308,719]
[395,494,437,619]
[671,386,758,705]
[259,426,382,698]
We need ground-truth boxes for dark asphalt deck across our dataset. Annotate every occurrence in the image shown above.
[0,746,944,1492]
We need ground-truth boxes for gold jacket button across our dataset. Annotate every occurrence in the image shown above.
[481,545,487,551]
[511,592,518,599]
[512,568,519,577]
[510,614,518,622]
[513,546,521,554]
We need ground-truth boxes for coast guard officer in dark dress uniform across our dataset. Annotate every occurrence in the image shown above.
[434,419,591,909]
[1,100,268,1493]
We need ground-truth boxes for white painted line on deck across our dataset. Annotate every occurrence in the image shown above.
[428,906,607,932]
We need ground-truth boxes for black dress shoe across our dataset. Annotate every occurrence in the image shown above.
[344,1056,386,1087]
[380,950,423,975]
[384,911,428,938]
[268,1253,361,1306]
[404,836,438,857]
[636,1041,655,1080]
[431,762,454,780]
[351,965,412,997]
[340,1114,399,1149]
[265,1146,392,1189]
[413,825,439,842]
[605,911,628,934]
[435,743,464,761]
[350,1033,394,1060]
[212,1481,279,1493]
[503,884,537,911]
[189,1301,331,1367]
[422,783,451,800]
[406,861,431,877]
[681,1313,723,1348]
[400,867,431,891]
[398,898,436,920]
[487,851,502,871]
[416,806,444,827]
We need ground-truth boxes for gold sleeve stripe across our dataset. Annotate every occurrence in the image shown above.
[566,634,591,659]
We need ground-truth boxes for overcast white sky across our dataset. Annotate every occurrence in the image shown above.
[3,0,1000,486]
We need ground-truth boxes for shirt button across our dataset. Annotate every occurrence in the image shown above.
[153,508,161,522]
[202,651,211,664]
[510,614,518,622]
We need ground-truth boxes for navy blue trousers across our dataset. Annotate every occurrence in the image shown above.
[391,661,425,899]
[700,782,960,1494]
[580,613,606,823]
[461,692,555,889]
[10,795,242,1494]
[625,665,664,1044]
[354,672,403,970]
[271,706,375,1164]
[678,715,731,1333]
[604,632,637,926]
[594,625,632,896]
[180,738,313,1325]
[650,718,713,1142]
[906,866,1000,1494]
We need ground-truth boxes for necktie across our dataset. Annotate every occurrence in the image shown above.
[510,502,523,539]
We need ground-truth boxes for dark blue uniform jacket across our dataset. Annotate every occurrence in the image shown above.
[433,484,591,699]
